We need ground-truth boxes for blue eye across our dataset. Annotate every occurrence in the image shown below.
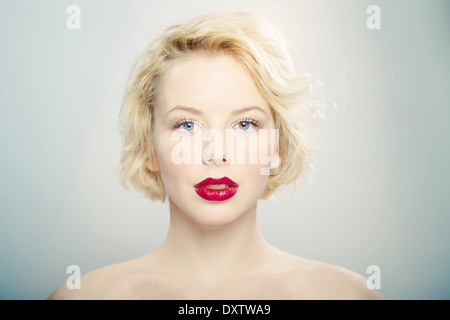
[173,118,200,132]
[238,121,251,130]
[182,122,195,131]
[235,118,260,131]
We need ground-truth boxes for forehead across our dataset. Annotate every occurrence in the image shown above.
[157,53,270,115]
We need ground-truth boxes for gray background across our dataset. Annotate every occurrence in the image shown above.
[1,0,449,299]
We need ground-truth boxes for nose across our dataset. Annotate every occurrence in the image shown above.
[204,152,228,165]
[202,128,230,165]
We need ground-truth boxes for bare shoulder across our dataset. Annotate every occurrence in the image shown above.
[303,259,383,299]
[47,263,125,300]
[269,249,383,300]
[47,255,157,300]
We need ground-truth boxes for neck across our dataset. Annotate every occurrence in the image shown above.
[157,199,269,281]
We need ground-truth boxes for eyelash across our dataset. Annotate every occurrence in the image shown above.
[172,117,261,130]
[172,117,197,129]
[238,117,261,128]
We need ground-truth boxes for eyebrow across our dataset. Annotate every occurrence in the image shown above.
[166,105,269,117]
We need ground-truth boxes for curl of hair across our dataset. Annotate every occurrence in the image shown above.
[119,12,325,202]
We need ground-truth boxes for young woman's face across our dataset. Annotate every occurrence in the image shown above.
[149,53,279,225]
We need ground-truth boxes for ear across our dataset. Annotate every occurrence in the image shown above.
[269,148,280,173]
[146,152,160,172]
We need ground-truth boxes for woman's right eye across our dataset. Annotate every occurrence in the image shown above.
[181,122,195,131]
[173,119,201,132]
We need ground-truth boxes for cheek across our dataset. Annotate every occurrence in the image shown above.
[154,131,200,194]
[156,143,183,186]
[245,163,270,187]
[153,132,179,189]
[231,130,278,173]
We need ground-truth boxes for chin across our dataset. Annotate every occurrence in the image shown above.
[169,194,256,227]
[188,202,249,226]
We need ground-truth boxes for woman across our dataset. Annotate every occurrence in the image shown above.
[49,12,382,299]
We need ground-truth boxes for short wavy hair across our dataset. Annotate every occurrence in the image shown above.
[119,12,324,202]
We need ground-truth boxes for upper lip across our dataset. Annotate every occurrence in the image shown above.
[194,177,239,188]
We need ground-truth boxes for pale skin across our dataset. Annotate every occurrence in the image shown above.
[49,53,383,300]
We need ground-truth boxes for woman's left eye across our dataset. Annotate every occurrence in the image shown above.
[238,121,252,130]
[235,118,260,131]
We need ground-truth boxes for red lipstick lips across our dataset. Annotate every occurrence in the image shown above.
[194,177,239,201]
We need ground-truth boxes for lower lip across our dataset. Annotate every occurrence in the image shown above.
[195,187,238,201]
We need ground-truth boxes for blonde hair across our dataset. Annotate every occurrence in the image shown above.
[119,12,324,202]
